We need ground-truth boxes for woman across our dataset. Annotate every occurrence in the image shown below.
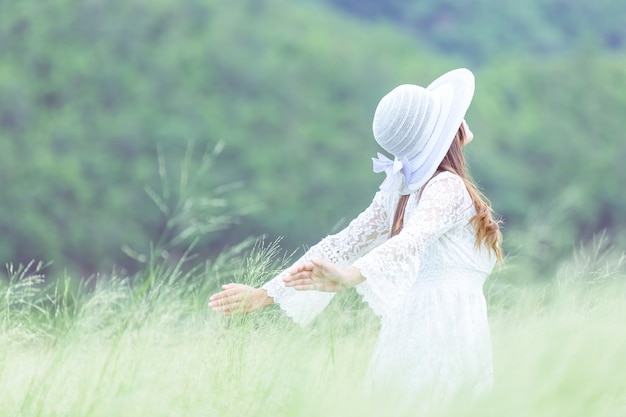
[209,68,502,404]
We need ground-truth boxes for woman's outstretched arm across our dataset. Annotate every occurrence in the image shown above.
[209,191,390,324]
[209,258,364,314]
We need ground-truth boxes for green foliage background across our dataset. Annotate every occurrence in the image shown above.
[1,0,625,277]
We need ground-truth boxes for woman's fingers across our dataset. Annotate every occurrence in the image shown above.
[283,273,315,290]
[209,288,239,303]
[284,270,317,286]
[208,286,248,310]
[209,283,271,315]
[285,259,325,282]
[209,293,242,308]
[208,291,229,303]
[210,298,244,314]
[286,270,313,282]
[288,261,315,276]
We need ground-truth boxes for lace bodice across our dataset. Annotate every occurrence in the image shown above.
[262,171,495,324]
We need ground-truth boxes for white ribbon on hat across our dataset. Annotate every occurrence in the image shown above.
[372,153,416,193]
[372,148,447,194]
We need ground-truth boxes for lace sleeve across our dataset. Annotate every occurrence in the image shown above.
[353,173,472,319]
[262,191,390,326]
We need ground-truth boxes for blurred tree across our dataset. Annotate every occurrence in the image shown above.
[0,0,624,281]
[0,0,451,275]
[320,0,626,62]
[467,52,626,275]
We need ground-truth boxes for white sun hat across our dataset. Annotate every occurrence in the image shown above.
[371,68,475,194]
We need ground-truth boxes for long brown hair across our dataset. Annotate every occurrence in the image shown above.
[391,126,503,261]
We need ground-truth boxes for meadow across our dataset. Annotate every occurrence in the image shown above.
[1,236,624,417]
[2,1,625,415]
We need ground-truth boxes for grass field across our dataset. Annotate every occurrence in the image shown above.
[1,240,625,417]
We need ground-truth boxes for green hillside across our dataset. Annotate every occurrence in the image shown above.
[322,0,626,62]
[1,0,625,277]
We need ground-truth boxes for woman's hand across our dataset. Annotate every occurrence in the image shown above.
[283,259,364,292]
[208,284,273,315]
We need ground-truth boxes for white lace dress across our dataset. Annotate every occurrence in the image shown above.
[262,172,496,402]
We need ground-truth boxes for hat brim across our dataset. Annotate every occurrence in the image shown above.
[403,68,475,193]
